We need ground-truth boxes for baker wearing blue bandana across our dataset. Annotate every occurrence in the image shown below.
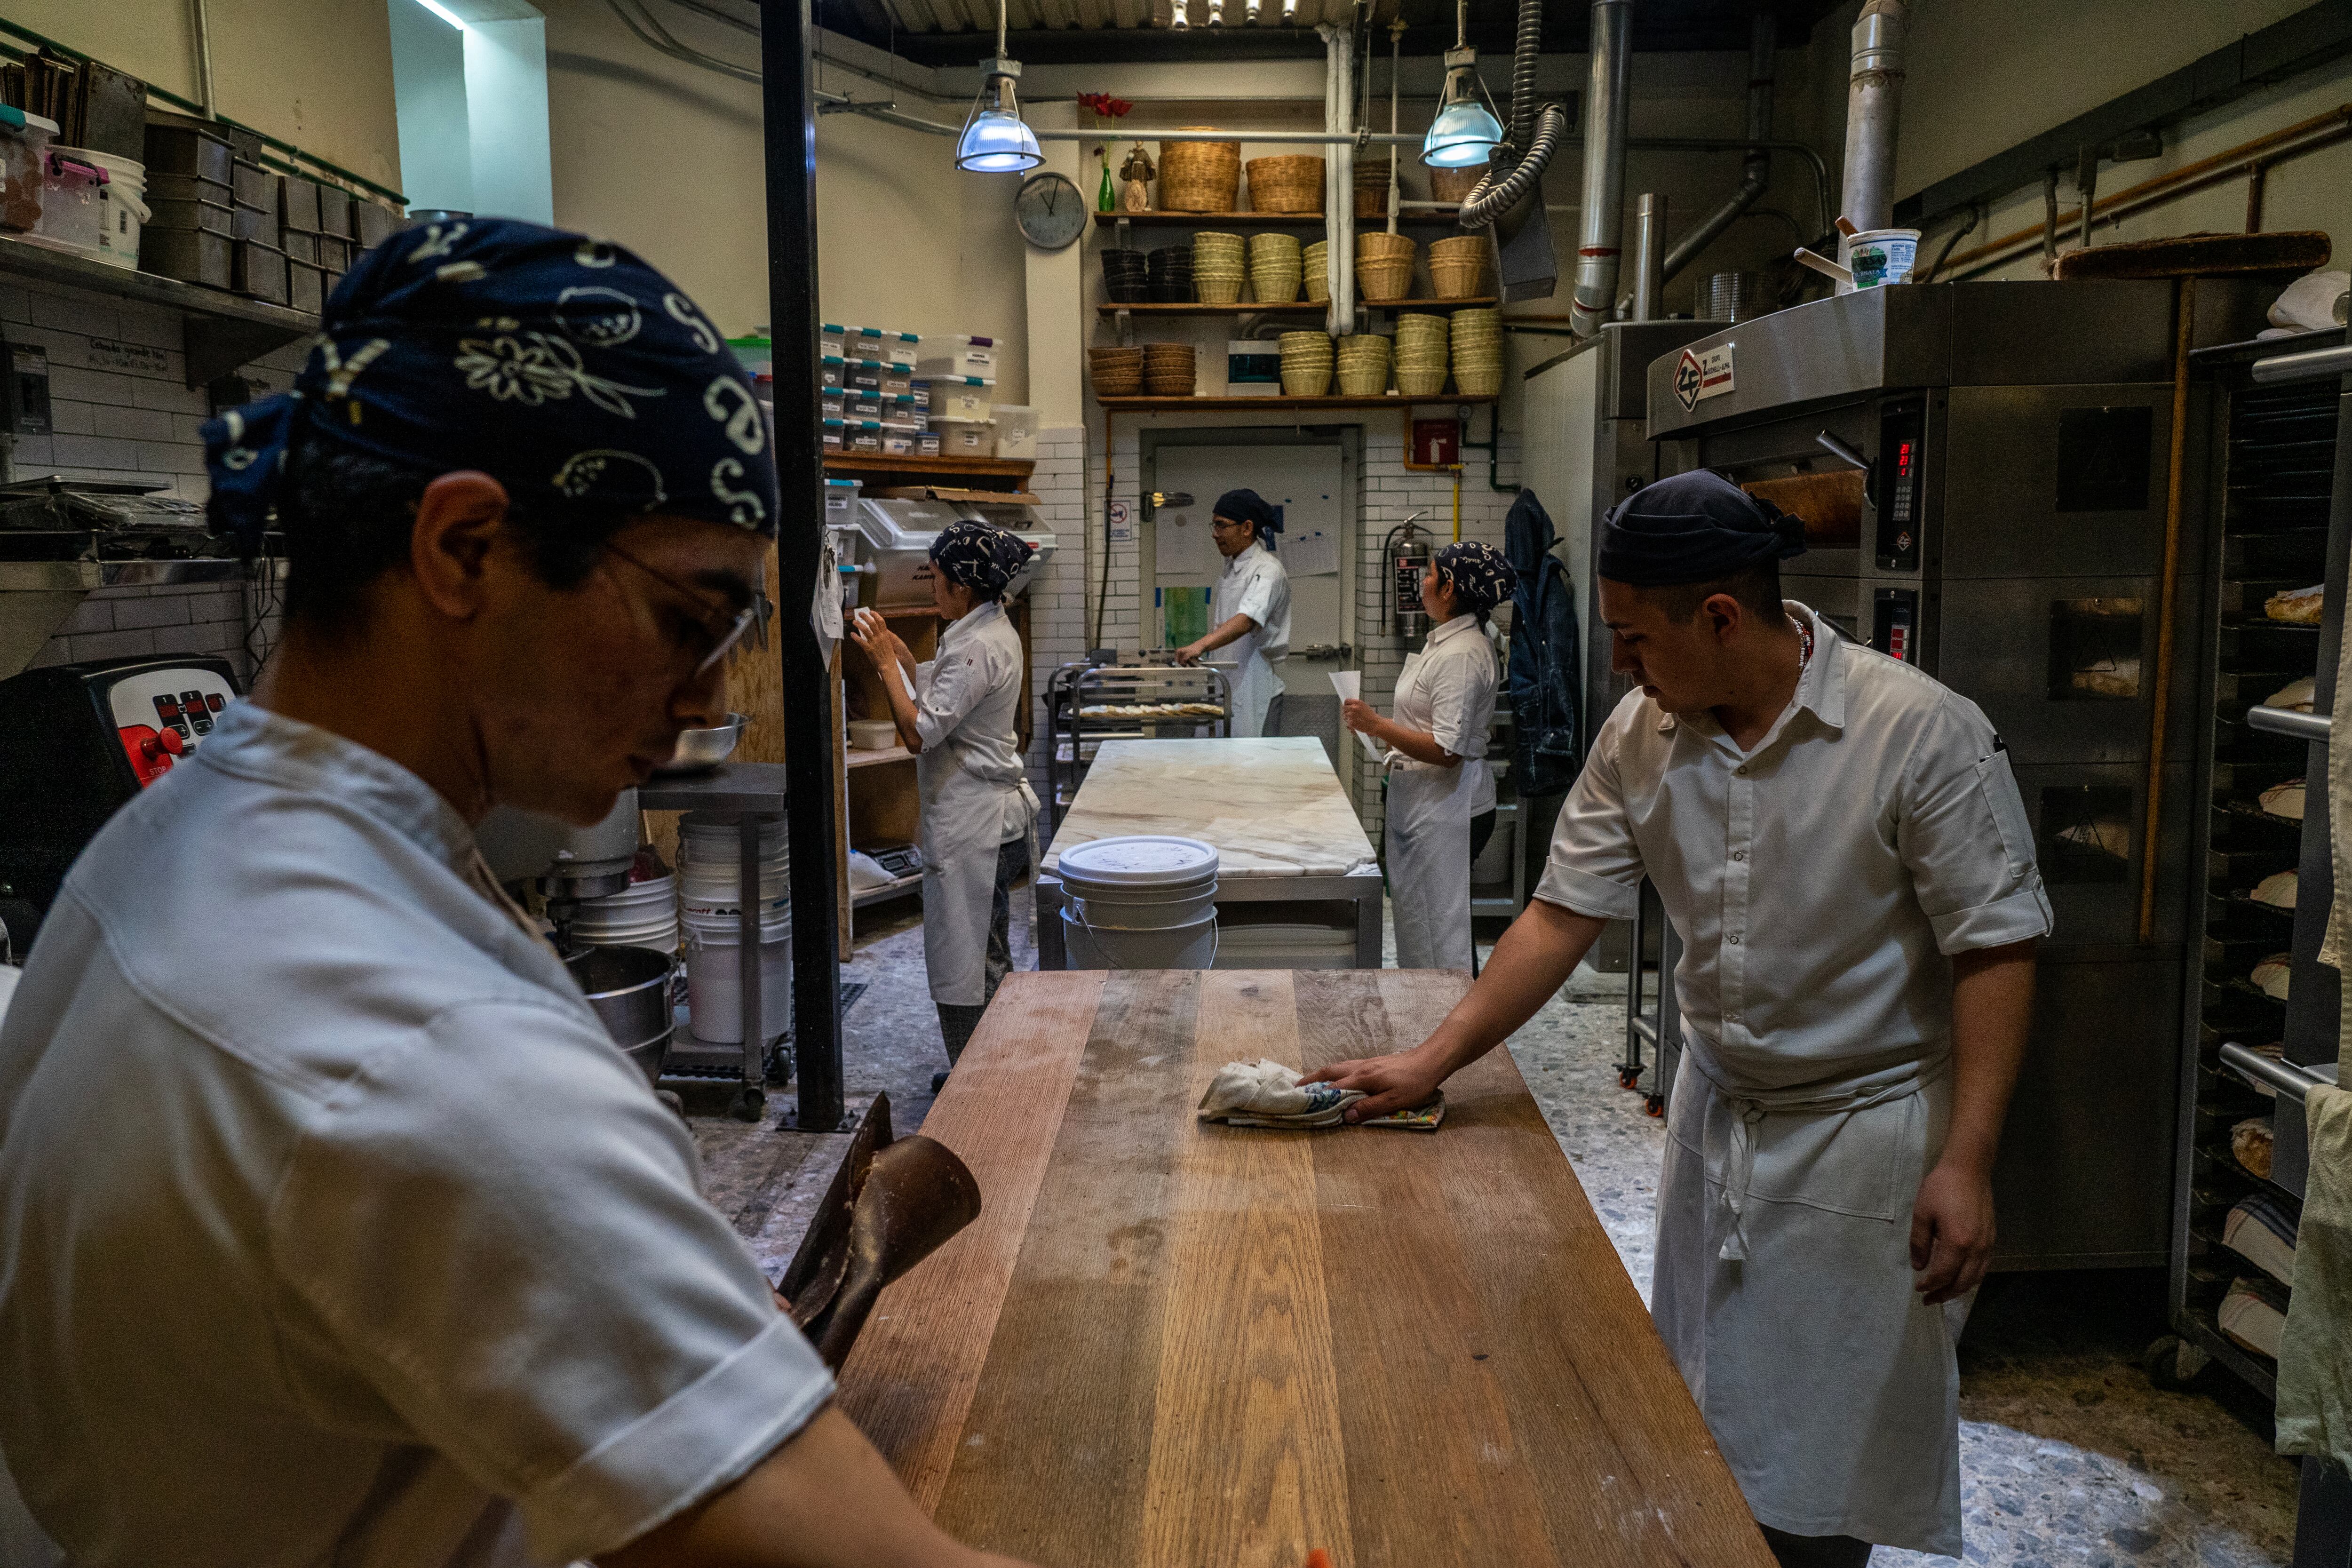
[1340,540,1516,972]
[0,218,1042,1568]
[1174,486,1290,736]
[1310,468,2050,1568]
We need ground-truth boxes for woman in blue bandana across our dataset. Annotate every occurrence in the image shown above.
[1175,487,1290,736]
[848,521,1039,1072]
[1341,541,1516,970]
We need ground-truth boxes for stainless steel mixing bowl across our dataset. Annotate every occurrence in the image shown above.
[657,712,747,774]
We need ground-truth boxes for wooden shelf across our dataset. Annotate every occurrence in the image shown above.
[0,232,321,386]
[1096,393,1498,411]
[822,453,1035,484]
[1093,209,1474,229]
[846,743,914,769]
[1098,297,1497,316]
[851,870,924,908]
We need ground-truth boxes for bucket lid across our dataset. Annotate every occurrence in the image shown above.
[1057,835,1219,887]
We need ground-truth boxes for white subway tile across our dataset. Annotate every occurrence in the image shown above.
[51,434,143,470]
[32,291,113,338]
[68,627,157,661]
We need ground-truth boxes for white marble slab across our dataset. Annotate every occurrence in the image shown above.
[1043,737,1378,878]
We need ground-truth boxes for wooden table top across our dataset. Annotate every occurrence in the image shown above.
[1042,738,1379,879]
[836,969,1773,1568]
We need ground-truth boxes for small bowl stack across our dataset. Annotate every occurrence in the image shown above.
[1192,232,1245,305]
[1089,345,1144,397]
[1393,312,1449,396]
[1147,246,1194,303]
[1429,234,1489,299]
[1248,232,1303,304]
[1102,247,1149,303]
[1279,330,1334,397]
[1356,231,1416,303]
[1303,240,1331,303]
[1449,308,1503,396]
[1353,159,1394,219]
[1430,163,1488,204]
[1335,333,1391,396]
[1143,342,1198,397]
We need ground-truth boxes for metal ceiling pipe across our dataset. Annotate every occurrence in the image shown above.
[1631,191,1666,320]
[1661,8,1773,282]
[1569,0,1632,336]
[1839,0,1908,231]
[1323,20,1356,336]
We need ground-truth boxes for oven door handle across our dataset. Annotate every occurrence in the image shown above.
[1814,430,1877,511]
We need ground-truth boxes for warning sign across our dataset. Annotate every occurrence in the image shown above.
[1672,342,1735,413]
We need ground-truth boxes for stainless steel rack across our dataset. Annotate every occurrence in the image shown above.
[1043,658,1232,838]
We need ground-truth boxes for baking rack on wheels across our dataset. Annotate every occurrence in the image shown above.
[641,763,791,1124]
[1617,878,1683,1117]
[2157,329,2350,1410]
[1043,658,1232,838]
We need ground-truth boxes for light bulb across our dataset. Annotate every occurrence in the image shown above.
[956,69,1042,173]
[1422,56,1503,169]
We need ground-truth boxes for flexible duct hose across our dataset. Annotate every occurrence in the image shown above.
[1460,0,1564,231]
[1507,0,1542,159]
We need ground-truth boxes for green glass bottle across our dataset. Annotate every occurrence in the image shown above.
[1097,147,1116,212]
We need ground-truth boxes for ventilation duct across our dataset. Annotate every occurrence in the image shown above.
[1839,0,1907,231]
[1660,9,1773,285]
[1567,0,1630,333]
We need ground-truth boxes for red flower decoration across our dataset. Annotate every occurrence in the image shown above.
[1078,92,1134,118]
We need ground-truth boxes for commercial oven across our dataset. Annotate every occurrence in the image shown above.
[1641,279,2275,1270]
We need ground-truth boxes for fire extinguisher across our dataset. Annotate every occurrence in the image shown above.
[1383,514,1434,641]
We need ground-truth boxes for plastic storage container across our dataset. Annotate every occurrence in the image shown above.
[81,148,146,269]
[0,107,54,233]
[993,405,1037,460]
[940,421,995,458]
[929,376,994,422]
[682,905,791,1045]
[1056,835,1221,971]
[28,148,110,256]
[917,335,996,378]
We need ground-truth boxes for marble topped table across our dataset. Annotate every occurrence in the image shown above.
[1036,737,1383,969]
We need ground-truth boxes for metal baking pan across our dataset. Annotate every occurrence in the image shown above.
[145,171,230,208]
[230,159,274,215]
[231,239,289,305]
[140,225,231,289]
[317,234,350,272]
[232,204,272,243]
[277,174,319,232]
[352,198,397,247]
[280,228,317,264]
[143,195,231,237]
[142,122,231,184]
[314,182,350,239]
[287,258,324,316]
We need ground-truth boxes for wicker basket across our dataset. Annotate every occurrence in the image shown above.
[1335,333,1391,396]
[1279,330,1334,397]
[1303,240,1330,302]
[1356,231,1416,303]
[1247,232,1302,305]
[1245,155,1324,215]
[1353,159,1395,220]
[1090,345,1145,398]
[1158,134,1241,213]
[1429,234,1489,299]
[1430,163,1489,204]
[1142,342,1197,397]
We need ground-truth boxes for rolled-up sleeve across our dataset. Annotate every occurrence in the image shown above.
[274,1002,836,1565]
[1533,721,1645,920]
[1232,560,1278,629]
[1899,697,2056,954]
[1423,645,1495,764]
[913,650,980,751]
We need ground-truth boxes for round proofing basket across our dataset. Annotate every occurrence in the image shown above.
[1335,335,1390,396]
[1244,155,1324,214]
[1303,240,1331,302]
[1280,362,1333,397]
[1192,231,1244,261]
[1394,361,1448,397]
[1355,230,1416,302]
[1158,136,1240,212]
[1247,231,1301,265]
[1430,163,1488,203]
[1279,331,1334,397]
[1353,162,1394,219]
[1394,310,1448,343]
[1194,271,1244,305]
[1249,264,1301,304]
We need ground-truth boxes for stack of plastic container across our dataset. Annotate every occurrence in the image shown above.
[916,335,999,458]
[677,813,791,1047]
[820,324,937,458]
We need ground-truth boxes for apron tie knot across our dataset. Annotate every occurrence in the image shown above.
[1719,1100,1767,1262]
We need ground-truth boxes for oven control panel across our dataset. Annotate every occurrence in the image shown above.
[105,666,238,787]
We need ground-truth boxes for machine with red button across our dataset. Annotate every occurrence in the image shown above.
[0,655,242,939]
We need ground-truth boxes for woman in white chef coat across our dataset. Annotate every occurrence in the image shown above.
[849,521,1039,1071]
[1175,487,1290,737]
[1340,542,1515,972]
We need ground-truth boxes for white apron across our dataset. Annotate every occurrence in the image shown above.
[1652,1035,1969,1555]
[913,605,1038,1006]
[1384,626,1495,971]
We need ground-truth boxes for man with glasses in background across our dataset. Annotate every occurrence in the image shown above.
[0,219,1035,1568]
[1175,487,1290,736]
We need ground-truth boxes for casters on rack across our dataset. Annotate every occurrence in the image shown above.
[2143,1333,2211,1391]
[1617,1064,1643,1090]
[728,1086,767,1124]
[1645,1092,1665,1118]
[764,1041,795,1086]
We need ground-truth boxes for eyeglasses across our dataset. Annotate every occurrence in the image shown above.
[602,540,772,675]
[1209,517,1250,533]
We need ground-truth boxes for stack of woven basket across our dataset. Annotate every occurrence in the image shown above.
[1143,342,1197,397]
[1449,308,1503,396]
[1245,155,1322,215]
[1430,164,1487,204]
[1146,246,1192,302]
[1335,334,1391,396]
[1429,235,1488,300]
[1089,345,1144,397]
[1102,248,1148,303]
[1279,330,1334,397]
[1158,136,1240,212]
[1303,240,1331,303]
[1356,232,1415,303]
[1247,232,1302,304]
[1353,159,1393,219]
[1192,232,1245,304]
[1393,312,1449,396]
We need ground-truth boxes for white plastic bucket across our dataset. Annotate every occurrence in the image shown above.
[31,147,110,255]
[1064,876,1218,931]
[1055,835,1220,969]
[678,812,788,904]
[571,873,680,954]
[682,907,790,1043]
[81,148,145,270]
[1063,907,1218,970]
[1839,227,1919,291]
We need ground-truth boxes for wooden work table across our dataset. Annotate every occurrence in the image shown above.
[836,969,1774,1568]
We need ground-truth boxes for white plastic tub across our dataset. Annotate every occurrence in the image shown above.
[1057,835,1220,970]
[1839,228,1920,291]
[683,907,791,1044]
[570,873,680,954]
[918,336,996,378]
[1063,907,1217,970]
[993,404,1037,460]
[31,147,110,256]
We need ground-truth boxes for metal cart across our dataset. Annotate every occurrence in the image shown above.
[1618,879,1681,1117]
[1044,657,1232,839]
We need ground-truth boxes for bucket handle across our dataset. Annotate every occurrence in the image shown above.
[47,153,106,184]
[1068,894,1219,972]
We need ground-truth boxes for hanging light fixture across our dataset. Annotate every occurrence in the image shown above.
[955,0,1043,173]
[1279,0,1296,17]
[1207,0,1224,23]
[1421,0,1504,168]
[1171,0,1190,27]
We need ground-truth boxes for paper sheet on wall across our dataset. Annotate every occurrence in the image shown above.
[1330,669,1382,764]
[1285,530,1340,577]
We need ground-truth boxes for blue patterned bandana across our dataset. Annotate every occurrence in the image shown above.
[930,520,1034,598]
[1435,541,1516,614]
[202,217,777,553]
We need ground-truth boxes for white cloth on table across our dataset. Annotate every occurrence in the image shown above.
[1210,539,1290,737]
[1197,1059,1363,1127]
[0,701,834,1568]
[1386,613,1500,971]
[1535,605,2051,1556]
[914,599,1039,1005]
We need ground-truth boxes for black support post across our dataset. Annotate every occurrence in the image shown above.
[761,0,844,1133]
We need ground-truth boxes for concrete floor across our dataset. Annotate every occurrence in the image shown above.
[696,886,2303,1568]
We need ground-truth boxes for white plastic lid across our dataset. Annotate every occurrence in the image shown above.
[1057,835,1219,887]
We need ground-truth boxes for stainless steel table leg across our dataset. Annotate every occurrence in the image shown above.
[734,814,764,1121]
[1036,875,1066,970]
[1355,874,1382,969]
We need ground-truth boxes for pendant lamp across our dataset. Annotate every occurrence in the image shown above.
[1422,0,1504,170]
[955,0,1042,174]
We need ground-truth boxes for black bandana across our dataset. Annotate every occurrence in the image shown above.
[1598,470,1806,587]
[1434,541,1516,614]
[930,520,1034,597]
[1213,488,1282,539]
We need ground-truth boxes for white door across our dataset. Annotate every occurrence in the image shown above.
[1145,444,1349,708]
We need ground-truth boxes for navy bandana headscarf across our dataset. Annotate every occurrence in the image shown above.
[1213,488,1282,544]
[1434,541,1516,616]
[201,217,778,554]
[1597,470,1806,586]
[930,520,1034,598]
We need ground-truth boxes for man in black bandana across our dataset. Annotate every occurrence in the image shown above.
[1312,469,2050,1568]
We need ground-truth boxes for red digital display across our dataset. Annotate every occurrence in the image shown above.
[1897,439,1915,478]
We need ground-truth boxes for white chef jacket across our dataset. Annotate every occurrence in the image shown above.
[1210,538,1290,738]
[0,702,834,1568]
[1385,613,1499,970]
[914,599,1037,1004]
[1535,604,2051,1554]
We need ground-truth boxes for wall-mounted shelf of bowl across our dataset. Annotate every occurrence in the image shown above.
[0,233,320,387]
[1094,207,1471,231]
[1097,297,1498,317]
[1094,393,1498,412]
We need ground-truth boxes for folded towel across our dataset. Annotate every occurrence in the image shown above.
[2225,1192,2299,1285]
[2263,782,2308,821]
[1198,1059,1363,1128]
[2279,1084,2352,1471]
[2222,1276,2288,1360]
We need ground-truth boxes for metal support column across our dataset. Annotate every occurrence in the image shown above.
[761,0,845,1132]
